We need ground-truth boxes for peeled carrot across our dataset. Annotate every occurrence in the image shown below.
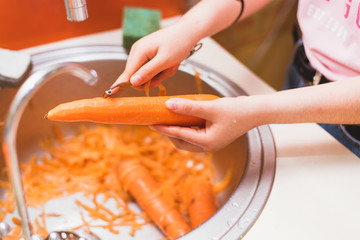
[117,159,191,239]
[45,94,219,126]
[187,178,218,228]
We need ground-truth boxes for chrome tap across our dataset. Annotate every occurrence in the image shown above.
[2,63,97,240]
[64,0,88,22]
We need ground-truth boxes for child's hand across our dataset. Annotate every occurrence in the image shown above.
[108,0,246,92]
[111,26,197,90]
[150,96,258,152]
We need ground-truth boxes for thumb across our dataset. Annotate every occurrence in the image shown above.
[165,98,214,121]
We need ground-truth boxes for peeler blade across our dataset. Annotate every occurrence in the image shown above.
[104,82,131,98]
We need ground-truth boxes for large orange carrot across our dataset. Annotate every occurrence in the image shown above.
[45,94,219,126]
[117,159,191,239]
[187,178,218,228]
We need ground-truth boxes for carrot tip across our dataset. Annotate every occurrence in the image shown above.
[44,113,48,119]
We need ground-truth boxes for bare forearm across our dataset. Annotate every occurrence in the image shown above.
[248,77,360,126]
[172,0,272,46]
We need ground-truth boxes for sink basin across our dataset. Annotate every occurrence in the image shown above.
[0,45,276,239]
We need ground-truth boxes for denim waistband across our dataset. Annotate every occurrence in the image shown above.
[293,42,331,85]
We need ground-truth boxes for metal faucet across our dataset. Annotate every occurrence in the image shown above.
[2,63,97,240]
[64,0,88,22]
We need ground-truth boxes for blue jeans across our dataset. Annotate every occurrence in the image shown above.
[284,59,360,158]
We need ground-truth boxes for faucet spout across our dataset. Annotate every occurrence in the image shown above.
[64,0,88,22]
[2,62,97,240]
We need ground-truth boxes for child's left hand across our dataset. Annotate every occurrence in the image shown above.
[150,96,258,152]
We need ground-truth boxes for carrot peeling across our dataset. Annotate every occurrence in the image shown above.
[1,125,230,238]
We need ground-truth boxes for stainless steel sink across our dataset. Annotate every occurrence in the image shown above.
[0,45,276,240]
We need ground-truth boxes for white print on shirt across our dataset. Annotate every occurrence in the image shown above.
[307,3,351,41]
[307,4,348,41]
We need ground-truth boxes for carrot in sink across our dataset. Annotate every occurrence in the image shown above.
[117,159,191,239]
[187,178,218,228]
[45,94,219,126]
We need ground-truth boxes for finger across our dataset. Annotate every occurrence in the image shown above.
[130,55,170,86]
[165,98,216,121]
[148,64,180,88]
[132,64,180,92]
[109,45,151,88]
[168,137,205,152]
[110,71,131,89]
[150,125,210,149]
[151,64,179,85]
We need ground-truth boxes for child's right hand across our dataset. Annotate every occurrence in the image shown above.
[109,0,247,92]
[111,26,197,91]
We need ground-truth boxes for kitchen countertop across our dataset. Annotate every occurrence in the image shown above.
[21,19,360,240]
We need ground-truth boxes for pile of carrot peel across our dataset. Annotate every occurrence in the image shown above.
[0,125,230,239]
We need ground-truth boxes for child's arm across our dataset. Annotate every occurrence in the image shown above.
[151,77,360,152]
[110,0,272,90]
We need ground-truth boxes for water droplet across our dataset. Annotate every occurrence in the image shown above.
[186,159,194,168]
[227,217,238,227]
[231,202,239,208]
[250,160,257,168]
[48,232,61,240]
[237,218,251,230]
[31,234,44,240]
[61,232,68,239]
[195,162,204,170]
[0,222,10,235]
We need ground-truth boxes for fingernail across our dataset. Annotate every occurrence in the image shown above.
[130,74,142,85]
[165,99,178,110]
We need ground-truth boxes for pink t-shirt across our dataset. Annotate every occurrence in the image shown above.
[297,0,360,81]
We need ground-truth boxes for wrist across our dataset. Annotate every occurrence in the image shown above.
[234,95,273,128]
[174,0,240,45]
[170,21,202,48]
